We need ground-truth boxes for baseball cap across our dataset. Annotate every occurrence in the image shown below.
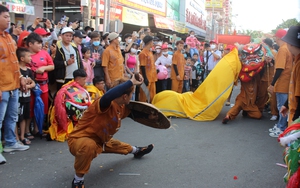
[74,30,86,38]
[161,44,168,50]
[108,32,119,41]
[275,29,287,39]
[34,28,50,36]
[282,26,300,48]
[210,40,218,44]
[61,27,74,35]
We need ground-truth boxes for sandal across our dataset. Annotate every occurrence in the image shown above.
[24,132,35,140]
[21,138,31,145]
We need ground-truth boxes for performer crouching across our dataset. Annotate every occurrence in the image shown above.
[68,74,154,188]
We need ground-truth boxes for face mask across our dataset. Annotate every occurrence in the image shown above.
[162,51,168,55]
[211,44,216,49]
[93,41,100,46]
[168,51,173,55]
[131,48,137,54]
[87,30,91,34]
[184,54,187,58]
[101,41,105,46]
[127,39,132,43]
[156,49,161,53]
[82,38,86,44]
[118,37,122,42]
[190,35,194,38]
[107,40,110,45]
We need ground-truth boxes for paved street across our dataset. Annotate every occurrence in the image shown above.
[0,87,287,188]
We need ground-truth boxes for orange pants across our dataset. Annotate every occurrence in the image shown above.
[139,82,156,102]
[171,79,183,93]
[227,97,262,120]
[68,137,132,174]
[270,92,278,116]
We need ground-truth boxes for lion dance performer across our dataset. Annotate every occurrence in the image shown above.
[48,69,91,142]
[222,43,265,124]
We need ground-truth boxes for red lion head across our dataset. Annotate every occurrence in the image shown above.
[238,43,265,82]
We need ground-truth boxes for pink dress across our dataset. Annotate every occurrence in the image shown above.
[82,58,94,85]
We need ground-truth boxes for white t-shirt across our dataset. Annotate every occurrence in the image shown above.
[203,50,222,71]
[62,44,79,79]
[155,54,173,78]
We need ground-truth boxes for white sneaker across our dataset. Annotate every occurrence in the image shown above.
[0,153,6,164]
[3,142,29,153]
[269,130,283,138]
[270,115,278,121]
[269,124,279,132]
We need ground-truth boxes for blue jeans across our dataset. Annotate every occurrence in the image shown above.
[190,48,200,62]
[276,92,288,131]
[0,89,19,147]
[183,80,190,92]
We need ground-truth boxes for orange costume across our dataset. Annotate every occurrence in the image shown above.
[288,54,300,125]
[102,44,124,82]
[139,48,157,102]
[68,98,132,174]
[223,43,265,124]
[171,50,185,93]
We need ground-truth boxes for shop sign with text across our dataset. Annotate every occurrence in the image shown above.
[117,0,166,17]
[185,0,206,30]
[122,6,148,26]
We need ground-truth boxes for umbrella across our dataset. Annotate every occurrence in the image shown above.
[32,84,45,135]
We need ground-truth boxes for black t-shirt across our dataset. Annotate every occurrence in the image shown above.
[19,68,34,103]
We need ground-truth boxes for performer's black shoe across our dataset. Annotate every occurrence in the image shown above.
[222,116,230,124]
[134,144,154,159]
[72,178,84,188]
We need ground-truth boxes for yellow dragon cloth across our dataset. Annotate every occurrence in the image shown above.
[152,48,241,121]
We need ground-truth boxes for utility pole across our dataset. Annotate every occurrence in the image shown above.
[103,0,111,33]
[95,0,100,31]
[211,0,215,40]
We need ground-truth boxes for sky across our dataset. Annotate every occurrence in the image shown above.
[231,0,300,33]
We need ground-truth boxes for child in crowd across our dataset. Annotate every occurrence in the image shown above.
[183,58,192,92]
[81,47,95,85]
[26,32,54,137]
[190,59,199,92]
[16,48,36,145]
[85,77,106,102]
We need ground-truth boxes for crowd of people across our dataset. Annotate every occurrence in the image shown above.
[0,4,300,187]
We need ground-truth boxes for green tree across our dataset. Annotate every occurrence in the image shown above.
[272,18,300,33]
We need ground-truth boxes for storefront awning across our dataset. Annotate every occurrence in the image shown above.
[0,0,35,15]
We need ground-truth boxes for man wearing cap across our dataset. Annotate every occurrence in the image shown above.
[102,32,124,88]
[53,27,84,91]
[171,40,185,93]
[73,30,86,60]
[139,35,157,102]
[203,40,221,78]
[155,44,172,92]
[279,25,300,126]
[268,29,293,137]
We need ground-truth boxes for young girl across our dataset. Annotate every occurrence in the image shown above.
[125,43,139,77]
[81,47,95,85]
[124,43,139,100]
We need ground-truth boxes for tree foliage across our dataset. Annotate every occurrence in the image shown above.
[272,18,300,33]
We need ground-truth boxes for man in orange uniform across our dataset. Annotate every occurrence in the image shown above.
[139,35,157,102]
[279,26,300,125]
[102,32,124,88]
[268,29,293,137]
[68,76,154,188]
[171,40,185,93]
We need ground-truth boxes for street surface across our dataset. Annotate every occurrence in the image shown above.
[0,86,286,188]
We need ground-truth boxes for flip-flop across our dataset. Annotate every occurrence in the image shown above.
[21,138,31,145]
[24,132,35,140]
